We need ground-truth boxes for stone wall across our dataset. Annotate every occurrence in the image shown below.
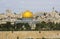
[0,31,60,39]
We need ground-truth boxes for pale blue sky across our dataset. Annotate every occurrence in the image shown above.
[0,0,60,13]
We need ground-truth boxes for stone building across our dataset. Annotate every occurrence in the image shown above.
[0,8,60,24]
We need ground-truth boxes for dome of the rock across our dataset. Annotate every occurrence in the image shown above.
[22,10,33,18]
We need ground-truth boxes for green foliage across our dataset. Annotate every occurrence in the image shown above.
[36,21,60,31]
[24,23,31,30]
[0,21,60,31]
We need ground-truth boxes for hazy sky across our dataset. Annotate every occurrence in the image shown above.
[0,0,60,13]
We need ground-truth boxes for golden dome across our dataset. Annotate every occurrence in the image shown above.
[22,10,33,18]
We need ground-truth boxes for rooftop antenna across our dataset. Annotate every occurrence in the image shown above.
[52,7,55,12]
[52,7,56,17]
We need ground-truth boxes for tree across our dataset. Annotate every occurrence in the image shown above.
[15,23,24,31]
[24,23,31,31]
[54,23,60,30]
